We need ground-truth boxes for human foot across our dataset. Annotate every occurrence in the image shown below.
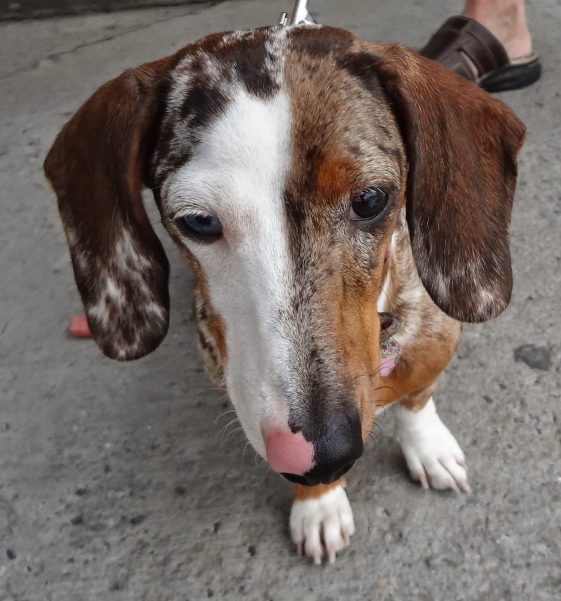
[463,0,532,60]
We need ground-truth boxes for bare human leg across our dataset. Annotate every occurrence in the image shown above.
[463,0,532,60]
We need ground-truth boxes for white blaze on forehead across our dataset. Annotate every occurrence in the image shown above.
[165,86,294,455]
[166,88,292,288]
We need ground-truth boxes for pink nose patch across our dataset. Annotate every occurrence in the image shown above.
[264,429,315,475]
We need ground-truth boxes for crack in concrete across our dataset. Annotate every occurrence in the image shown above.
[0,3,218,82]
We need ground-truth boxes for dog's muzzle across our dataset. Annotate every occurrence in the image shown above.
[264,411,363,486]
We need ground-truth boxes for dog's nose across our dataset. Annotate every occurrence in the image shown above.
[264,412,363,486]
[264,428,315,475]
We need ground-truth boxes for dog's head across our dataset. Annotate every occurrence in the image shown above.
[45,26,524,485]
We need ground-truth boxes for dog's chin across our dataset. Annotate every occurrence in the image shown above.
[281,461,355,487]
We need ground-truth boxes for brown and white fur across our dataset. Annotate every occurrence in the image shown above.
[44,25,525,564]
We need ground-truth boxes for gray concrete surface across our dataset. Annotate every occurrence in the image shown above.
[1,1,560,599]
[0,0,211,22]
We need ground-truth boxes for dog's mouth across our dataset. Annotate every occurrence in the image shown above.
[219,312,401,485]
[281,461,356,487]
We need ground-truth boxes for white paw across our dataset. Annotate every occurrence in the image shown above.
[395,398,470,493]
[289,484,355,564]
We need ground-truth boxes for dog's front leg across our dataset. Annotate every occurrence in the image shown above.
[395,384,470,493]
[289,479,355,564]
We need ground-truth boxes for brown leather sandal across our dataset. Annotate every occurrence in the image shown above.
[420,16,541,93]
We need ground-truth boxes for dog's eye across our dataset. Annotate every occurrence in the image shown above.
[350,187,389,221]
[176,213,223,242]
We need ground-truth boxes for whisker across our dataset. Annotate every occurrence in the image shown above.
[373,403,391,420]
[217,417,240,441]
[373,385,398,395]
[379,284,393,306]
[214,410,237,425]
[350,365,389,382]
[223,425,244,443]
[213,408,237,426]
[241,441,251,465]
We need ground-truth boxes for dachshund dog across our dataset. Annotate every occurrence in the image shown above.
[44,25,524,564]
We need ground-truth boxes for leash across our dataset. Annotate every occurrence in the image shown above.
[279,0,317,26]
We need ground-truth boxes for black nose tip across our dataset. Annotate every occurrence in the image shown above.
[282,411,363,486]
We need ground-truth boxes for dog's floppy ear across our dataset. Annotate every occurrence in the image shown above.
[44,57,174,360]
[360,44,525,322]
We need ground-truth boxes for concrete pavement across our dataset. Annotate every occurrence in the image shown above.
[1,1,560,599]
[0,0,209,21]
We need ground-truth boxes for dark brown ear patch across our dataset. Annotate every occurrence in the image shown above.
[342,43,525,322]
[44,62,172,360]
[66,226,170,360]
